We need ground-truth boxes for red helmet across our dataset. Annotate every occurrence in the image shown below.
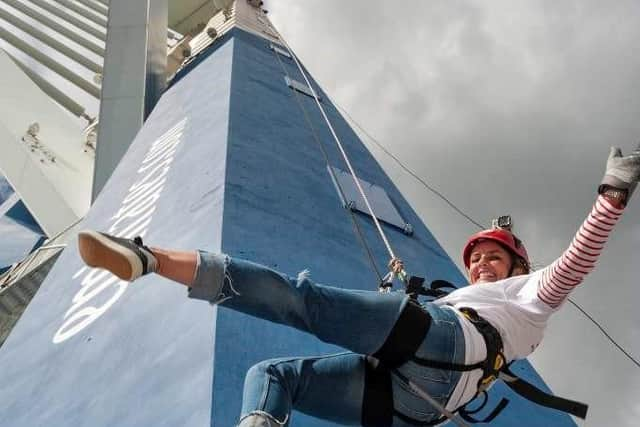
[462,229,530,271]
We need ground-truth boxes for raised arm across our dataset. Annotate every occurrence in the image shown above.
[538,145,640,308]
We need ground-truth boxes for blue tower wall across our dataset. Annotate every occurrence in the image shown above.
[0,195,46,273]
[0,28,577,427]
[0,35,235,427]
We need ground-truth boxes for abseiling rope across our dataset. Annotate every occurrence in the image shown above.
[268,26,397,261]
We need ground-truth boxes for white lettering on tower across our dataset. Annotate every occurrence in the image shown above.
[52,119,187,344]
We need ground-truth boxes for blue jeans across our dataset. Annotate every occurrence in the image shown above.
[190,252,465,426]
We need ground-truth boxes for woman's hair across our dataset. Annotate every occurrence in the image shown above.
[509,255,530,276]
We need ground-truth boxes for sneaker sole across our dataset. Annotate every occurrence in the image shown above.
[78,230,143,281]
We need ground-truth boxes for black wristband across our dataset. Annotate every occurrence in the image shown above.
[599,185,627,206]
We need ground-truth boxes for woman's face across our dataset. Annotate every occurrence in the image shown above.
[467,240,513,284]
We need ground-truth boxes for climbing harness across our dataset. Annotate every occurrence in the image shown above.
[400,282,589,424]
[371,289,588,425]
[373,274,590,425]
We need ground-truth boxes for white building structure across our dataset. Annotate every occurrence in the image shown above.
[0,0,257,346]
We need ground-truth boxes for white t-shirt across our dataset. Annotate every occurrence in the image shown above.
[434,270,556,410]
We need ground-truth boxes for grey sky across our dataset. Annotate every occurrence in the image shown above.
[268,1,640,425]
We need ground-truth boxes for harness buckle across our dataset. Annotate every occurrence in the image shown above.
[478,354,504,390]
[459,307,506,392]
[478,353,504,391]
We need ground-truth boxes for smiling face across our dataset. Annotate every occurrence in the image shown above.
[467,240,513,284]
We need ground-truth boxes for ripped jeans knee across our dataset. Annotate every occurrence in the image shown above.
[187,251,240,303]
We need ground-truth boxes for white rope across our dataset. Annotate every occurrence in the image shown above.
[267,23,397,260]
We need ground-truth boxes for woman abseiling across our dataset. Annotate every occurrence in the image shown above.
[77,146,640,426]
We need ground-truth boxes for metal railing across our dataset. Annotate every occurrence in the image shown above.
[0,216,83,291]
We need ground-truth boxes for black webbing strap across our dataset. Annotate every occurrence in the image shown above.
[411,357,484,372]
[372,299,431,368]
[458,391,510,424]
[429,279,459,292]
[457,307,505,390]
[362,358,394,427]
[500,367,589,419]
[459,399,510,424]
[409,279,459,299]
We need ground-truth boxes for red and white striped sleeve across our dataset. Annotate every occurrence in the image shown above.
[537,194,625,308]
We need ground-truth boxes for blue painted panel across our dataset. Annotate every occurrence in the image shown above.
[0,37,234,427]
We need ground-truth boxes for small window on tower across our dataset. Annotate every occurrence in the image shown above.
[328,166,413,235]
[284,76,321,101]
[269,43,291,58]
